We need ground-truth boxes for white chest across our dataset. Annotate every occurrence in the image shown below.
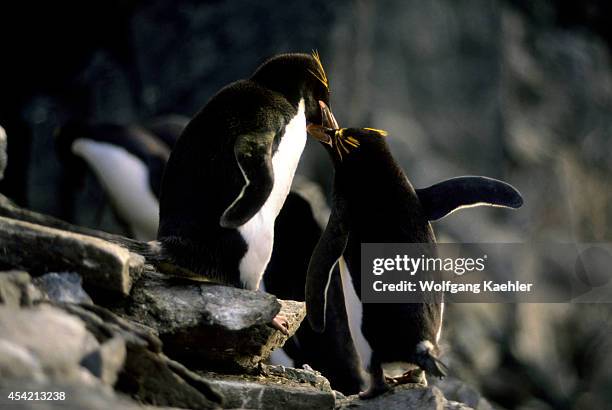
[339,257,373,369]
[237,100,307,290]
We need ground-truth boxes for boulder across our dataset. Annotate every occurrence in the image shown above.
[60,303,224,409]
[0,304,100,384]
[120,271,306,371]
[0,216,144,294]
[0,301,223,409]
[335,384,474,410]
[200,364,335,410]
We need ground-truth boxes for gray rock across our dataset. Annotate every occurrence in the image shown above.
[119,346,223,409]
[0,271,42,307]
[126,272,281,331]
[335,385,474,410]
[0,339,47,382]
[34,272,93,304]
[121,271,306,371]
[80,335,126,386]
[60,303,223,409]
[0,305,100,384]
[200,364,335,410]
[0,216,143,295]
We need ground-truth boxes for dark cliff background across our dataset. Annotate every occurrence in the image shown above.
[1,1,611,409]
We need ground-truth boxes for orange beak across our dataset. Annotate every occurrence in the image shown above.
[307,101,338,146]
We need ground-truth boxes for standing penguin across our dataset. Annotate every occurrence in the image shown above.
[306,126,523,398]
[157,52,334,332]
[55,122,178,240]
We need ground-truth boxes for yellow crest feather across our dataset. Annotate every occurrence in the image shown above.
[363,128,388,137]
[309,50,329,90]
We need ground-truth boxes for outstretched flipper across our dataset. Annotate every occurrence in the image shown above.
[416,176,523,221]
[220,131,276,228]
[306,195,349,333]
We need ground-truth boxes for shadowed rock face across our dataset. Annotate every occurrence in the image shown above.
[0,304,100,384]
[0,293,224,409]
[0,215,143,295]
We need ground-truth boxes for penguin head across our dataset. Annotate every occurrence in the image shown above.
[307,127,388,163]
[251,51,335,127]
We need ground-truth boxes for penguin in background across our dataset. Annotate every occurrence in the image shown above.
[157,52,335,333]
[55,119,184,240]
[306,125,523,398]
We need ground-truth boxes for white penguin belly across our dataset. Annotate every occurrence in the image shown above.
[339,257,373,369]
[238,100,306,290]
[71,139,159,240]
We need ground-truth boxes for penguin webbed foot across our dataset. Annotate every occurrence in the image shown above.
[358,381,390,400]
[269,314,289,335]
[387,368,427,386]
[359,358,390,400]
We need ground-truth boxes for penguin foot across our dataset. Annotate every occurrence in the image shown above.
[358,383,390,400]
[388,369,426,386]
[270,314,289,335]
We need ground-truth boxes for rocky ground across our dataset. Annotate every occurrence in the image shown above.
[0,188,489,409]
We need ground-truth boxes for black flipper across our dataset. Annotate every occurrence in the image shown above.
[416,176,523,221]
[306,194,349,333]
[220,131,276,228]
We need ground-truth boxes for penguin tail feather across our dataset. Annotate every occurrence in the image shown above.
[108,237,162,260]
[416,353,449,379]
